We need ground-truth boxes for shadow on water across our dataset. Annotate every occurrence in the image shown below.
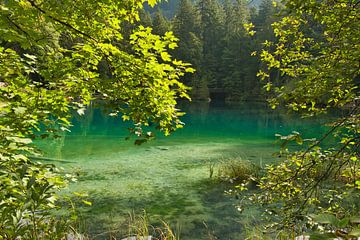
[35,101,334,239]
[74,178,247,240]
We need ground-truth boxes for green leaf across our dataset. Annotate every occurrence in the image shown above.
[349,228,360,237]
[311,214,338,225]
[23,53,37,60]
[77,108,86,116]
[6,136,32,144]
[309,233,337,240]
[168,42,177,49]
[295,135,303,145]
[350,216,360,224]
[147,0,157,7]
[82,200,92,206]
[160,52,171,61]
[13,107,27,115]
[122,115,130,121]
[338,218,349,228]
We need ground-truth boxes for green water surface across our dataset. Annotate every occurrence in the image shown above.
[36,101,331,239]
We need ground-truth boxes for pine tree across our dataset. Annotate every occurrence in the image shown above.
[152,9,170,36]
[221,0,256,101]
[253,0,278,42]
[172,0,202,88]
[197,0,225,88]
[139,9,153,28]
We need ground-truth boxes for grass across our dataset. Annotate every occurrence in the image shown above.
[123,211,180,240]
[69,210,180,240]
[22,207,307,240]
[216,157,262,183]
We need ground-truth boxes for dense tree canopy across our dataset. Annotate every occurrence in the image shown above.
[253,0,360,237]
[0,0,193,238]
[2,0,358,238]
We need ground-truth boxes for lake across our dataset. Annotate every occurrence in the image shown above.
[36,101,331,239]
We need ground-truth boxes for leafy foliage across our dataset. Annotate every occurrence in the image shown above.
[308,214,360,239]
[253,0,360,233]
[0,0,193,238]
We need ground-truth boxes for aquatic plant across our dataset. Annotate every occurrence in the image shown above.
[216,157,261,183]
[126,211,150,239]
[208,163,215,179]
[154,221,179,240]
[123,211,179,240]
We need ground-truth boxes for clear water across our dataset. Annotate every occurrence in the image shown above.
[36,101,331,239]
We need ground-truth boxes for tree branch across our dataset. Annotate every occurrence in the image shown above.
[26,0,97,42]
[6,16,32,40]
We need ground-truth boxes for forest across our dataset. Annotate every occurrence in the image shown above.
[140,0,277,102]
[0,0,359,239]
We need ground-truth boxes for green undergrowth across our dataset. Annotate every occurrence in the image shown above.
[69,211,180,240]
[214,157,263,183]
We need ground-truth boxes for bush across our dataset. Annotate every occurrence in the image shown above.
[217,158,261,183]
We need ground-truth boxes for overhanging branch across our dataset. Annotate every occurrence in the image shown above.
[26,0,97,42]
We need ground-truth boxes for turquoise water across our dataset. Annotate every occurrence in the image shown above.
[36,101,330,239]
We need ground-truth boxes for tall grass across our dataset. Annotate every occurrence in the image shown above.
[70,210,180,240]
[216,157,261,183]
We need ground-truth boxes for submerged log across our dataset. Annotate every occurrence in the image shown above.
[29,155,74,163]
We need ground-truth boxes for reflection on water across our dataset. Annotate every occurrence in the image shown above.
[36,101,331,239]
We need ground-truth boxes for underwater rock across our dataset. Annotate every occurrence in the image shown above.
[121,236,152,240]
[294,236,309,240]
[29,155,74,163]
[156,146,169,151]
[66,233,86,240]
[146,146,170,151]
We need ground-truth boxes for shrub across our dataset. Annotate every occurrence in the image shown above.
[217,158,261,183]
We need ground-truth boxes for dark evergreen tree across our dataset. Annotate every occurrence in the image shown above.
[253,0,277,42]
[152,9,171,36]
[139,9,153,28]
[145,0,280,102]
[197,0,225,88]
[221,0,258,101]
[172,0,203,93]
[251,0,281,92]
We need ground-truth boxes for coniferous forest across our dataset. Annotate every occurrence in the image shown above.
[140,0,278,102]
